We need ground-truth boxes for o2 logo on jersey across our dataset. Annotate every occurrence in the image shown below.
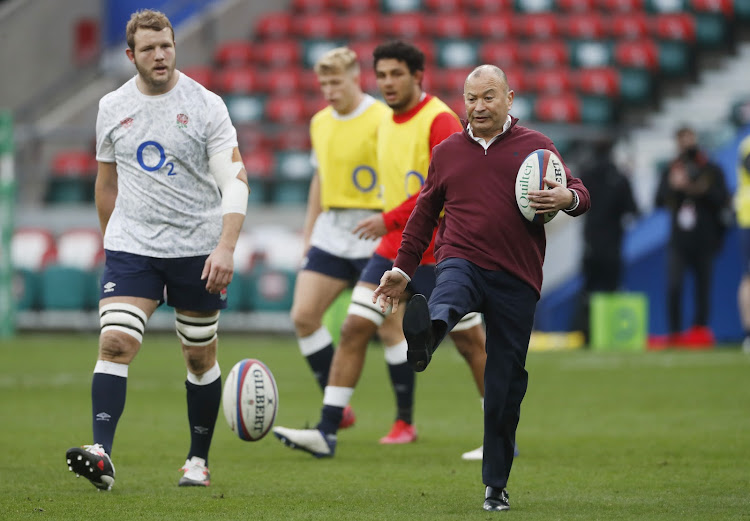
[405,170,425,198]
[352,165,377,193]
[137,141,176,176]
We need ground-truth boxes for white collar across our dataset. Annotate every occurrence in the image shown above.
[468,115,512,150]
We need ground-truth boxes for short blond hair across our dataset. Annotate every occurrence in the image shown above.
[126,9,174,50]
[314,47,360,76]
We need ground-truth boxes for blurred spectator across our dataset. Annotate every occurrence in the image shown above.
[655,125,730,347]
[572,138,639,342]
[735,131,750,352]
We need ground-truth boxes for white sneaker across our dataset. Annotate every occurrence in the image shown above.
[273,426,336,458]
[179,456,210,487]
[461,445,483,461]
[66,443,115,491]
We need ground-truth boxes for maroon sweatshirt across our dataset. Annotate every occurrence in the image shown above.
[394,118,590,297]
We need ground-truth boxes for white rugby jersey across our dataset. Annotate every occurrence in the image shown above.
[96,71,238,258]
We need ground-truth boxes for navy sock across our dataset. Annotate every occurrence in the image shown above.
[91,372,127,456]
[185,377,222,465]
[317,404,343,435]
[388,362,415,424]
[304,344,334,391]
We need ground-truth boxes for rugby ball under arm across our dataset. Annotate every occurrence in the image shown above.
[515,148,567,224]
[222,358,279,441]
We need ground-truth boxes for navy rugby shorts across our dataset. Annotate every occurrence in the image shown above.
[302,246,369,285]
[100,250,228,311]
[359,253,437,300]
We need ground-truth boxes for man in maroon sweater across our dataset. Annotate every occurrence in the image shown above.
[373,65,590,512]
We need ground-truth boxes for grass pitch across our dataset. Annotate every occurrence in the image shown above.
[1,333,749,520]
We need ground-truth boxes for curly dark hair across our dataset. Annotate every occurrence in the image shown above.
[372,40,425,74]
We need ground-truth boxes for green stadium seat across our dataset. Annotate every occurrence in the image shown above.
[435,39,480,69]
[40,265,100,310]
[657,40,691,76]
[646,0,688,11]
[45,150,97,204]
[510,94,536,122]
[737,0,750,20]
[275,151,314,180]
[568,40,614,69]
[273,179,310,205]
[619,68,652,103]
[224,272,252,312]
[13,269,41,310]
[224,95,266,124]
[695,13,730,47]
[580,96,615,125]
[302,39,346,68]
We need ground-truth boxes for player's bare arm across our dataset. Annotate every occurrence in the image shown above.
[95,161,118,237]
[353,213,387,240]
[203,146,248,294]
[372,269,409,313]
[528,177,575,214]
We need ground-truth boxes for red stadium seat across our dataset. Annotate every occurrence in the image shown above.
[265,95,309,124]
[51,150,97,177]
[652,13,696,42]
[243,150,276,178]
[611,13,650,39]
[477,14,517,40]
[340,12,382,40]
[576,67,620,96]
[428,13,471,38]
[254,40,302,68]
[690,0,733,15]
[468,0,513,11]
[349,40,381,69]
[556,0,597,11]
[534,94,582,123]
[518,13,561,40]
[273,124,312,151]
[597,0,646,10]
[524,40,570,68]
[214,40,254,68]
[300,70,321,93]
[504,68,528,92]
[292,0,333,12]
[254,12,293,39]
[412,39,437,64]
[215,67,261,95]
[181,65,214,90]
[360,69,379,93]
[433,67,475,95]
[381,13,426,38]
[529,67,575,95]
[443,94,467,119]
[265,68,303,95]
[337,0,379,12]
[614,39,659,69]
[296,13,342,39]
[423,0,469,11]
[479,41,522,69]
[564,13,609,39]
[57,228,104,270]
[236,125,273,154]
[11,228,57,271]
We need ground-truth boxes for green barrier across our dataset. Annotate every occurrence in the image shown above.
[590,292,648,351]
[0,111,14,338]
[322,288,352,346]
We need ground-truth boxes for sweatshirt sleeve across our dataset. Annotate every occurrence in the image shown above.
[393,159,445,277]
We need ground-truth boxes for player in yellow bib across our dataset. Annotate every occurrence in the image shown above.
[735,133,750,352]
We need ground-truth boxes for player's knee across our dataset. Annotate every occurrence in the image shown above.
[99,303,148,361]
[175,312,219,347]
[183,345,216,374]
[290,305,319,336]
[99,331,138,362]
[339,314,376,351]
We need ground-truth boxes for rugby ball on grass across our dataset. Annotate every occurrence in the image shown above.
[515,149,567,224]
[222,358,278,441]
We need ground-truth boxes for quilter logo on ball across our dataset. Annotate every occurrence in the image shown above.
[517,162,533,209]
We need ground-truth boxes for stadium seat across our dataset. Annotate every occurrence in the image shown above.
[556,0,596,10]
[237,125,272,154]
[337,0,380,12]
[11,228,57,310]
[652,13,696,42]
[381,12,427,38]
[225,233,256,312]
[224,95,267,124]
[619,67,652,103]
[350,40,381,69]
[529,67,575,94]
[614,39,659,70]
[690,0,733,16]
[254,40,302,68]
[428,13,471,38]
[45,150,97,204]
[580,95,615,124]
[275,151,315,180]
[469,0,514,11]
[181,65,214,90]
[569,40,614,68]
[509,93,536,121]
[254,12,293,39]
[534,94,582,123]
[265,95,309,124]
[518,12,561,40]
[436,40,479,69]
[74,18,99,66]
[611,13,650,39]
[433,67,475,95]
[646,0,688,12]
[505,68,529,93]
[597,0,646,11]
[247,265,296,312]
[524,40,571,68]
[214,40,254,68]
[273,123,311,151]
[657,40,691,76]
[694,13,730,47]
[423,0,466,10]
[477,14,517,40]
[215,67,261,95]
[296,13,342,39]
[56,228,105,270]
[381,0,423,12]
[360,69,379,95]
[479,41,522,69]
[340,12,382,40]
[265,68,303,95]
[564,13,608,39]
[243,150,276,179]
[300,70,321,94]
[576,67,620,97]
[273,179,311,204]
[443,94,467,119]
